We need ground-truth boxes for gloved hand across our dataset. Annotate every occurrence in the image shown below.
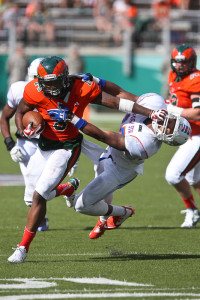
[149,109,168,122]
[47,104,72,122]
[10,145,26,163]
[77,73,106,89]
[23,122,42,139]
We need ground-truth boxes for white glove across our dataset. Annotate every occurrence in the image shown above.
[68,161,79,177]
[10,145,26,163]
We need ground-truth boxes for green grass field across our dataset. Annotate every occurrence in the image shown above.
[1,119,200,300]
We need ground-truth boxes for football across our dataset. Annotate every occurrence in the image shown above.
[22,111,45,130]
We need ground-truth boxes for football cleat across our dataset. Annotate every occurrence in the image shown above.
[89,217,108,239]
[181,208,200,228]
[107,206,135,229]
[8,246,27,263]
[37,216,49,231]
[64,178,80,208]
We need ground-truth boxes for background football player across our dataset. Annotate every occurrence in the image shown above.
[166,44,200,228]
[0,58,49,232]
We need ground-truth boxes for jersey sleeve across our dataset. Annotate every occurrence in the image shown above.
[125,135,148,160]
[7,86,16,109]
[23,80,39,105]
[184,72,200,93]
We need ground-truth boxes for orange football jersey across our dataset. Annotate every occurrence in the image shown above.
[168,69,200,136]
[23,78,101,141]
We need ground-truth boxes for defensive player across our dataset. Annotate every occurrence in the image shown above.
[0,58,49,231]
[8,55,167,263]
[63,93,190,239]
[165,44,200,228]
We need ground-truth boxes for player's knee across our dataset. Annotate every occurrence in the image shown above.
[74,193,90,213]
[165,167,181,185]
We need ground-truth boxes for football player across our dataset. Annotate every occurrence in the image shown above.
[166,44,200,228]
[8,55,168,263]
[1,58,49,232]
[59,93,191,239]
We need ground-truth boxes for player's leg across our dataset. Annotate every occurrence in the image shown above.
[74,158,136,238]
[165,137,200,227]
[8,148,76,263]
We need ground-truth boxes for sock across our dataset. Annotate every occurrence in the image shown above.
[57,182,75,197]
[109,205,126,217]
[182,195,197,209]
[19,227,36,252]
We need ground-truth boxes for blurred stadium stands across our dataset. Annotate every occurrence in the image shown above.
[0,0,199,50]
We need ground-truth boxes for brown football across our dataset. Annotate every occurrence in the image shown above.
[22,111,45,130]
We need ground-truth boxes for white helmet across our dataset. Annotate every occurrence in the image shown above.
[152,114,191,146]
[28,58,44,81]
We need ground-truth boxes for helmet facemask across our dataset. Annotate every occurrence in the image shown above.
[38,73,69,99]
[152,114,191,146]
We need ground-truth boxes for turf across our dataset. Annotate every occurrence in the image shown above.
[0,121,200,300]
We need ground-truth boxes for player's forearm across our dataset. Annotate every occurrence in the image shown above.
[0,116,11,138]
[103,81,138,101]
[81,123,125,151]
[181,108,200,121]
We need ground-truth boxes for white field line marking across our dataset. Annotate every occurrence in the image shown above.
[0,278,152,289]
[1,292,200,299]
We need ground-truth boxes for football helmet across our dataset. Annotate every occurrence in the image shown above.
[37,56,69,99]
[171,44,197,77]
[28,58,44,81]
[152,114,191,146]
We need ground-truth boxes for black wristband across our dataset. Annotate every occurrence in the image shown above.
[4,137,15,151]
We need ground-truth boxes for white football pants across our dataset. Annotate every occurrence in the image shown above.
[165,135,200,185]
[74,152,138,216]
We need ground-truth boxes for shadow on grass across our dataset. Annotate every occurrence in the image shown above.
[84,226,200,230]
[89,253,200,261]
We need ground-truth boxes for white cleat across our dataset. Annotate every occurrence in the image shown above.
[181,208,200,228]
[8,246,27,263]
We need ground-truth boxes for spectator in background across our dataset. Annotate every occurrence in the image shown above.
[152,0,170,29]
[65,43,85,74]
[26,0,55,45]
[6,44,29,86]
[93,0,113,34]
[112,0,138,45]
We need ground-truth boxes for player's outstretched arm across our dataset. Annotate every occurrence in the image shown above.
[80,73,167,121]
[68,114,126,151]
